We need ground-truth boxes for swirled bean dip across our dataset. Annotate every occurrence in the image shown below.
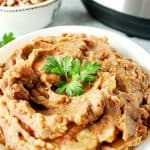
[0,34,149,150]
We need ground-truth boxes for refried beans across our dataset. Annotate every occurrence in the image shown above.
[0,34,149,150]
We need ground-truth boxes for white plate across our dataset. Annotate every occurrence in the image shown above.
[0,26,150,149]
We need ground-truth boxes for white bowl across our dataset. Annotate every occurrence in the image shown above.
[0,26,150,150]
[0,0,61,35]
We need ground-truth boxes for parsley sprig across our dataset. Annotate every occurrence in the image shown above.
[43,56,101,96]
[56,80,83,96]
[0,32,15,48]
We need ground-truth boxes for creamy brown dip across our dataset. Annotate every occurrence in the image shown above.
[0,34,149,150]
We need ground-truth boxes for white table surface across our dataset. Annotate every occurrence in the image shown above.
[51,0,150,53]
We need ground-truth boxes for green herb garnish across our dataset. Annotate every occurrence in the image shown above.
[43,56,101,96]
[0,32,15,48]
[56,80,83,96]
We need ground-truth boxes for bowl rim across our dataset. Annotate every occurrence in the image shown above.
[0,25,149,71]
[0,0,59,11]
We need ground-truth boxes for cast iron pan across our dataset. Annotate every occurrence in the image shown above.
[82,0,150,39]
